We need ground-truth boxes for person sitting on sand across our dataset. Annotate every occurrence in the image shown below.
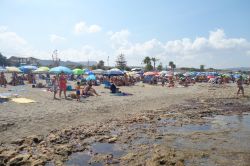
[82,81,100,96]
[0,72,7,88]
[75,81,81,101]
[110,82,121,93]
[237,76,244,96]
[51,75,59,99]
[59,72,67,99]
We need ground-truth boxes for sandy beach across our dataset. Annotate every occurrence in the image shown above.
[1,81,250,165]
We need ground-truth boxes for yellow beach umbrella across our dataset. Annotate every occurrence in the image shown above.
[33,66,50,73]
[6,67,22,73]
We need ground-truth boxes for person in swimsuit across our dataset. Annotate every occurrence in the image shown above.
[51,75,59,99]
[83,81,100,96]
[76,81,81,101]
[237,76,244,96]
[59,72,67,99]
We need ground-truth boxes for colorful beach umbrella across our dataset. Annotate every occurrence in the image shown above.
[6,67,22,73]
[33,66,49,73]
[143,72,158,76]
[86,74,96,81]
[0,67,6,72]
[49,66,72,74]
[19,65,38,74]
[103,68,124,76]
[73,68,84,75]
[92,69,104,75]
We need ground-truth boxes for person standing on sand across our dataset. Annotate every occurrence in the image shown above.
[237,76,244,97]
[51,75,59,99]
[0,72,7,88]
[59,72,67,99]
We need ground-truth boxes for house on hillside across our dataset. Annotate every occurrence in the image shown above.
[8,56,39,66]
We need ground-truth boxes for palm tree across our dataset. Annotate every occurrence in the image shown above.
[143,56,151,65]
[169,61,176,72]
[151,57,159,70]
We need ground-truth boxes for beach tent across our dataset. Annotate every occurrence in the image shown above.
[92,69,104,75]
[49,66,72,74]
[73,68,84,75]
[33,66,49,73]
[6,67,22,73]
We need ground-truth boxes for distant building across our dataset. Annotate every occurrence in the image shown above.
[8,56,38,66]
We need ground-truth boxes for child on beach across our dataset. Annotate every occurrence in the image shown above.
[237,76,244,96]
[76,81,81,101]
[51,76,59,99]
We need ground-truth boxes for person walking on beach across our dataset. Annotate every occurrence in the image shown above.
[51,75,59,99]
[0,72,7,88]
[237,76,244,97]
[59,72,67,99]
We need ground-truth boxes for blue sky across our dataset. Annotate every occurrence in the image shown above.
[0,0,250,68]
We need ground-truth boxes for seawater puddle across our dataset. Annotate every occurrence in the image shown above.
[64,143,124,166]
[59,114,250,166]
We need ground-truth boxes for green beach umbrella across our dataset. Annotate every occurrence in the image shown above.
[73,68,84,75]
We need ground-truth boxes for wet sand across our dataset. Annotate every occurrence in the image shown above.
[0,82,250,165]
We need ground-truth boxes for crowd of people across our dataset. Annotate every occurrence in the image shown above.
[0,70,248,100]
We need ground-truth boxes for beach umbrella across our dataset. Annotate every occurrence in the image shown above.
[33,66,49,73]
[86,74,96,81]
[143,72,158,76]
[19,65,38,74]
[0,67,6,72]
[207,75,215,79]
[6,66,22,73]
[92,69,104,75]
[85,71,94,75]
[73,68,84,75]
[49,66,72,74]
[103,69,124,76]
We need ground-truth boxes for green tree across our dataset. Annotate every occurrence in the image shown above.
[157,63,163,71]
[97,60,105,69]
[116,53,127,70]
[200,65,205,71]
[169,61,176,72]
[143,56,153,71]
[75,65,83,69]
[0,52,9,66]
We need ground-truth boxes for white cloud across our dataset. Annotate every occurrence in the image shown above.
[74,21,102,34]
[49,34,66,43]
[60,45,108,62]
[109,29,250,68]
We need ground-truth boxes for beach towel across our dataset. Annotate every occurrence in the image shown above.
[12,98,36,104]
[111,92,133,96]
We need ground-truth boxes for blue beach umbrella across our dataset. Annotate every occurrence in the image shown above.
[0,67,6,72]
[49,66,72,74]
[86,74,96,81]
[19,65,38,73]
